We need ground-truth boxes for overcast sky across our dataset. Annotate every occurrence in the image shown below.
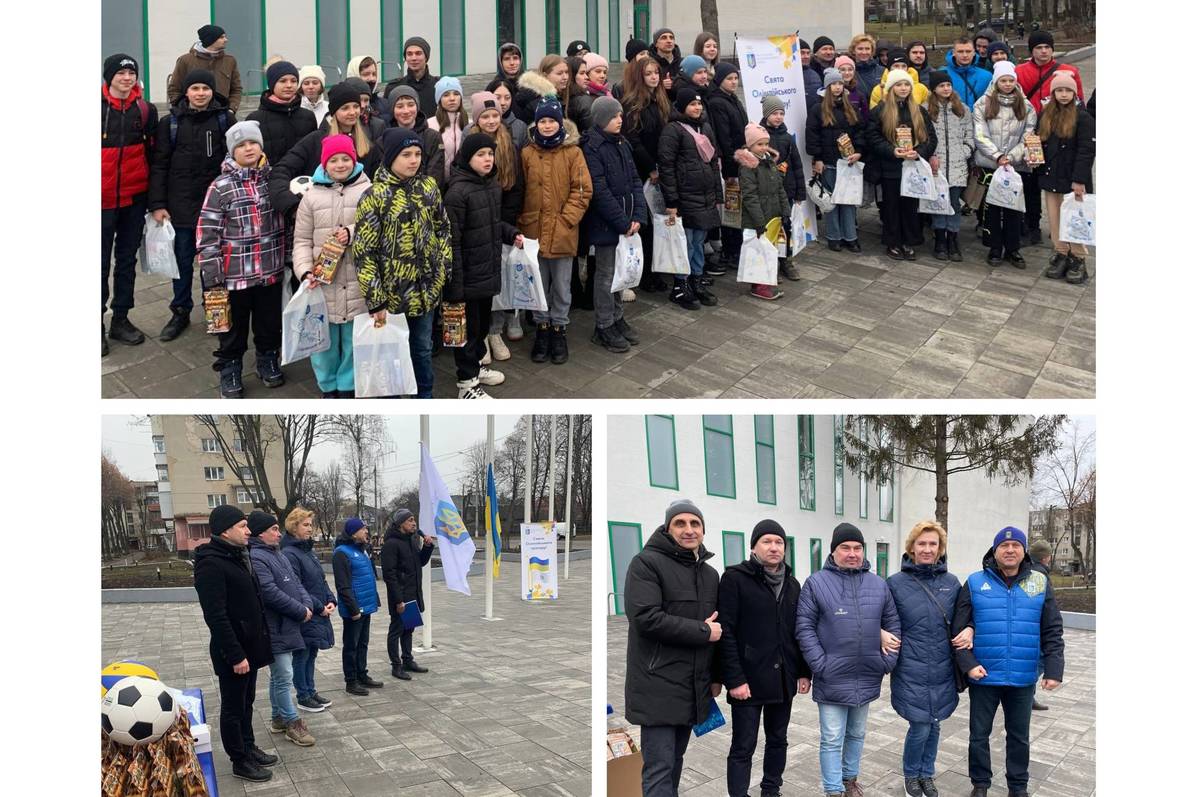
[102,415,523,496]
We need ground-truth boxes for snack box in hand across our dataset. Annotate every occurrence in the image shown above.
[837,133,855,158]
[1023,132,1045,166]
[895,125,913,152]
[313,234,346,284]
[204,289,231,334]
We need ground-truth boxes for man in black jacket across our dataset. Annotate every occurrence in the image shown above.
[719,519,812,797]
[381,509,435,679]
[707,62,749,274]
[383,37,441,117]
[624,499,722,797]
[192,505,278,783]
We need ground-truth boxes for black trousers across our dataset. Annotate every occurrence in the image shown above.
[720,224,743,264]
[341,613,372,682]
[641,724,692,797]
[727,699,793,797]
[216,668,258,764]
[101,198,147,316]
[968,683,1036,791]
[880,177,923,248]
[215,280,283,363]
[984,203,1025,257]
[1022,168,1042,229]
[452,296,493,382]
[386,610,415,665]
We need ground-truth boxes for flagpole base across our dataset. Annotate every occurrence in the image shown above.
[481,616,504,622]
[413,645,438,653]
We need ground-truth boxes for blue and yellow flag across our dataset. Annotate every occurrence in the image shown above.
[486,463,502,578]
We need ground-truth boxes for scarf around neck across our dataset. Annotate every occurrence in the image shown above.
[752,553,785,600]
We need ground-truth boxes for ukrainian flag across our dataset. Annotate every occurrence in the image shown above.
[528,557,551,571]
[486,463,502,578]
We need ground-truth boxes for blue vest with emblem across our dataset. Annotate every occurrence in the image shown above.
[966,566,1047,686]
[335,543,380,617]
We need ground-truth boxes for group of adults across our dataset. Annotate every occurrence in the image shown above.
[192,502,434,782]
[623,499,1065,797]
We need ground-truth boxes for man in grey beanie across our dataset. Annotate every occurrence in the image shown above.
[384,35,441,116]
[623,499,722,796]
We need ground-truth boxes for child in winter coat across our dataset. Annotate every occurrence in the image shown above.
[738,124,790,301]
[442,133,524,398]
[807,69,867,252]
[429,77,466,181]
[247,61,318,169]
[518,94,593,365]
[926,70,976,261]
[972,61,1036,268]
[384,86,445,192]
[760,95,804,281]
[657,87,722,310]
[707,62,750,273]
[582,97,648,353]
[352,127,453,398]
[1036,71,1095,285]
[582,53,612,99]
[866,69,938,260]
[196,121,287,398]
[298,65,328,125]
[292,134,372,397]
[485,77,529,149]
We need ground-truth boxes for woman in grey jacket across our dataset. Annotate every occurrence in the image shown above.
[926,71,976,261]
[972,62,1036,268]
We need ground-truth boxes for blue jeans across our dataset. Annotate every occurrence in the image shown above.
[817,702,870,793]
[170,224,198,312]
[269,651,299,723]
[684,227,707,277]
[821,168,858,243]
[291,644,319,700]
[931,186,964,232]
[310,320,355,393]
[406,311,434,398]
[903,720,941,778]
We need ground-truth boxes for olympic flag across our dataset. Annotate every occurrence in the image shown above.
[420,442,476,595]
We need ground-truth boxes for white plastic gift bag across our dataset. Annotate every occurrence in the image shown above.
[352,313,417,397]
[500,238,549,312]
[918,172,956,215]
[806,174,835,213]
[789,201,819,254]
[651,213,690,275]
[1058,193,1096,247]
[832,160,865,206]
[139,214,180,278]
[985,165,1024,211]
[900,157,938,200]
[280,284,331,365]
[492,245,514,310]
[643,179,667,216]
[736,230,779,285]
[612,233,644,292]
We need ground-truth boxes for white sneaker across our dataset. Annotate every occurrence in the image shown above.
[477,366,506,386]
[504,313,524,341]
[487,333,511,361]
[480,337,492,365]
[456,379,493,399]
[621,289,637,303]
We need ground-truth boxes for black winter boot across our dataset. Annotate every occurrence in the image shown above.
[530,323,551,362]
[108,315,146,345]
[1044,252,1069,279]
[689,275,718,306]
[549,325,568,364]
[613,318,639,345]
[933,229,948,260]
[159,308,190,342]
[591,325,630,353]
[391,662,411,680]
[1064,254,1089,285]
[101,323,109,357]
[669,278,700,310]
[256,351,285,388]
[947,232,963,262]
[231,759,272,782]
[218,359,244,399]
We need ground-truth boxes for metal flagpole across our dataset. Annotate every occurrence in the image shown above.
[417,415,435,652]
[563,416,573,581]
[548,417,557,527]
[524,416,533,524]
[484,415,497,620]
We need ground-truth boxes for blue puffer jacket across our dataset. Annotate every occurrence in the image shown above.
[943,53,993,108]
[332,532,380,618]
[887,556,961,723]
[795,555,900,706]
[581,126,648,247]
[248,537,314,654]
[966,559,1046,686]
[281,533,336,649]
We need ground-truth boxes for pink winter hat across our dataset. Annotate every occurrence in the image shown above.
[1049,70,1077,94]
[582,52,609,73]
[834,55,855,70]
[470,91,501,124]
[320,134,356,167]
[744,123,770,148]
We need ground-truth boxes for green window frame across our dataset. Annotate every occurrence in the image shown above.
[315,0,351,81]
[380,1,405,84]
[722,530,745,570]
[754,415,776,505]
[607,520,643,615]
[545,0,560,55]
[876,542,890,577]
[586,0,599,49]
[644,415,678,490]
[439,0,467,76]
[785,536,796,572]
[809,537,823,575]
[858,418,869,519]
[608,0,621,62]
[496,0,526,57]
[833,415,845,516]
[797,416,815,511]
[702,415,736,499]
[633,2,650,42]
[212,0,267,95]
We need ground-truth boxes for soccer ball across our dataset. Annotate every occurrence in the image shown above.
[101,676,178,746]
[101,660,159,697]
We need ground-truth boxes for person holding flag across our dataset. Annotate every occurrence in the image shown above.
[381,508,434,680]
[420,442,478,595]
[486,463,503,579]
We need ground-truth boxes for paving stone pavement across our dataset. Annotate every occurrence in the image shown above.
[101,559,591,796]
[607,616,1096,796]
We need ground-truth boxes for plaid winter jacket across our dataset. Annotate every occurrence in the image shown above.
[196,155,286,291]
[352,166,452,317]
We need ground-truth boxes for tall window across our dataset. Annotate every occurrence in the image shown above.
[212,0,265,93]
[201,438,219,453]
[101,0,147,96]
[785,536,796,571]
[858,418,869,519]
[754,415,776,505]
[608,521,642,615]
[879,429,894,522]
[237,488,261,504]
[233,437,245,452]
[722,530,745,570]
[380,1,405,83]
[545,0,560,55]
[833,415,845,516]
[206,494,227,508]
[239,467,253,480]
[703,416,736,498]
[204,466,225,481]
[809,537,823,574]
[608,0,622,61]
[152,435,165,453]
[316,1,350,81]
[440,0,466,76]
[498,0,526,55]
[876,542,890,577]
[586,0,599,50]
[645,415,678,489]
[798,416,815,510]
[156,464,169,481]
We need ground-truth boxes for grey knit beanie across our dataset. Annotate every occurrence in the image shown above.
[591,96,623,131]
[664,499,704,530]
[761,95,785,117]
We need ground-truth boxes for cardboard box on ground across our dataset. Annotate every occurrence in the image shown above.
[606,724,643,797]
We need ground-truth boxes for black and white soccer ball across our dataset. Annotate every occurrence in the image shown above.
[100,675,178,746]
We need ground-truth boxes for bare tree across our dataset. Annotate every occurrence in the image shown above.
[329,415,388,516]
[700,0,720,49]
[1033,420,1096,581]
[459,439,489,535]
[101,454,135,560]
[569,415,593,534]
[303,460,343,544]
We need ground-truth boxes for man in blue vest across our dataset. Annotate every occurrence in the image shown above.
[332,517,383,696]
[952,527,1064,797]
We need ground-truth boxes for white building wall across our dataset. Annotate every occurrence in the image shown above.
[404,2,442,75]
[651,0,865,58]
[349,0,383,63]
[146,0,207,104]
[560,0,588,54]
[465,0,497,76]
[265,0,316,69]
